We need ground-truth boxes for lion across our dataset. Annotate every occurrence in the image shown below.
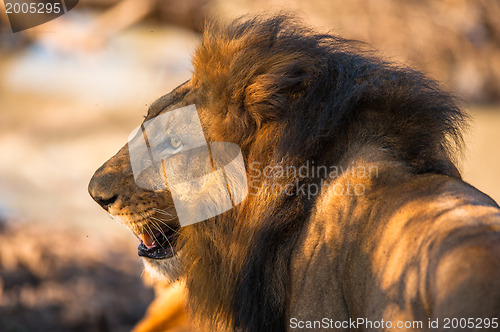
[88,15,500,331]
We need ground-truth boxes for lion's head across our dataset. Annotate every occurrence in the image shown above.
[89,15,500,332]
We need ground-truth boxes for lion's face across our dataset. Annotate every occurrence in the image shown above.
[88,82,206,281]
[87,17,307,284]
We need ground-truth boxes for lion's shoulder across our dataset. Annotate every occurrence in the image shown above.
[288,170,500,325]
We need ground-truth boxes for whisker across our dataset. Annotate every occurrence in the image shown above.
[139,212,152,224]
[149,215,180,234]
[153,208,174,218]
[151,214,176,223]
[148,214,176,222]
[164,235,175,254]
[138,211,178,254]
[148,221,163,244]
[148,217,175,253]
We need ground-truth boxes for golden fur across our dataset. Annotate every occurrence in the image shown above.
[89,15,500,331]
[133,280,192,332]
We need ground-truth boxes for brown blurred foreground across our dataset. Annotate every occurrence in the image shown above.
[0,220,153,332]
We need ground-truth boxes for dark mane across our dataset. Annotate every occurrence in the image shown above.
[180,14,467,331]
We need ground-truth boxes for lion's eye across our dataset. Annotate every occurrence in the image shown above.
[170,137,182,149]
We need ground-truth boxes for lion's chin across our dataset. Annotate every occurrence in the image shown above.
[142,255,183,283]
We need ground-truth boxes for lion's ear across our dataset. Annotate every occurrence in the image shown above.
[243,56,315,125]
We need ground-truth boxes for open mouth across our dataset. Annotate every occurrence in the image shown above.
[137,224,180,260]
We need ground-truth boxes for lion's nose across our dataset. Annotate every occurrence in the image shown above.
[92,194,118,211]
[88,145,131,212]
[88,171,121,212]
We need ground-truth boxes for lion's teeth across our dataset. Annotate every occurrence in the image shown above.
[141,232,155,249]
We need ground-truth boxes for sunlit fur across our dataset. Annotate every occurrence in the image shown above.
[90,14,500,332]
[181,15,472,330]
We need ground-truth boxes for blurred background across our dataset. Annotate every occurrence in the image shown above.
[0,0,499,331]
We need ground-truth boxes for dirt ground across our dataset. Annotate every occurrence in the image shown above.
[0,221,154,332]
